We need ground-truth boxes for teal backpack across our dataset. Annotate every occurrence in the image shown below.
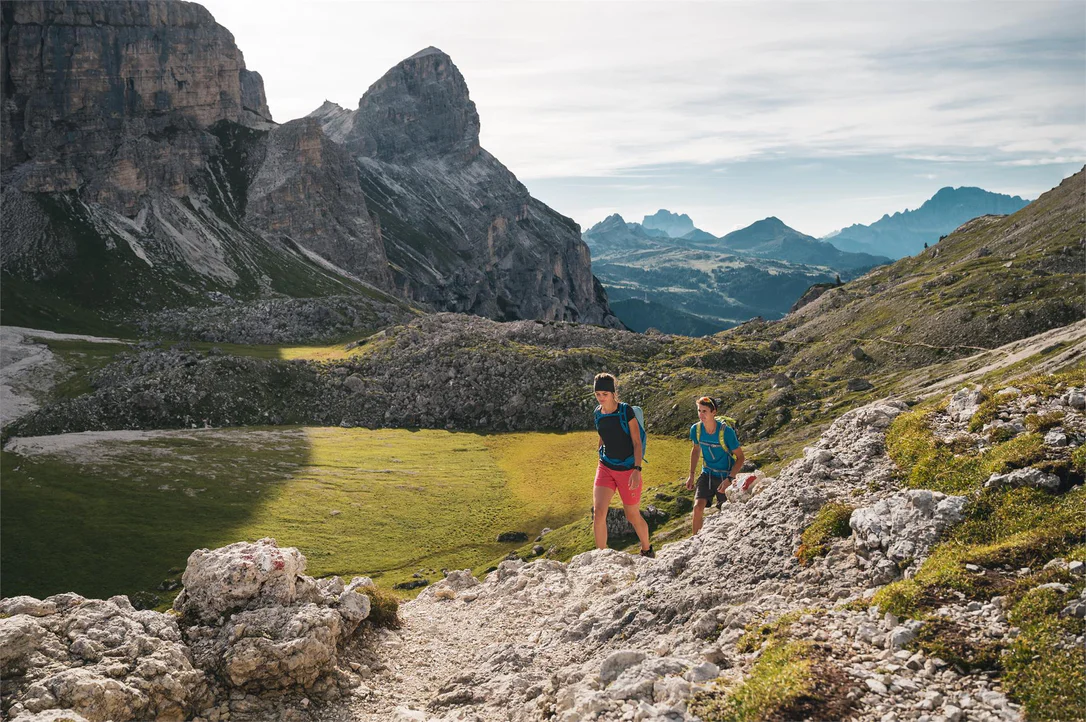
[594,402,647,469]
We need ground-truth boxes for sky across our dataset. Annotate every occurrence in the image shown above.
[200,0,1085,237]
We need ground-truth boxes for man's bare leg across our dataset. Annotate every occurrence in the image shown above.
[692,498,708,534]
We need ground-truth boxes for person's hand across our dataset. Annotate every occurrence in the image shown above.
[685,474,695,491]
[629,470,642,492]
[717,476,733,494]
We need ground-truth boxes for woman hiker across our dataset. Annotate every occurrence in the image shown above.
[591,372,654,558]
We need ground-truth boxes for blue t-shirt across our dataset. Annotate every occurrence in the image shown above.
[690,420,740,474]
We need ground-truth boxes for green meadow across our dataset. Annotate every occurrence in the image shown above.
[1,428,697,602]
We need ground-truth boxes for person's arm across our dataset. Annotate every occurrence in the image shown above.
[628,416,643,490]
[686,444,700,489]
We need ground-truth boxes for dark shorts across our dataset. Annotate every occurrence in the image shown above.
[695,471,731,502]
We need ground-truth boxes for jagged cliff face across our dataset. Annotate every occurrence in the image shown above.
[0,0,397,319]
[244,118,393,291]
[1,6,616,330]
[310,48,620,327]
[1,0,270,208]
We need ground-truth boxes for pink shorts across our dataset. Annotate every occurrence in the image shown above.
[594,463,642,506]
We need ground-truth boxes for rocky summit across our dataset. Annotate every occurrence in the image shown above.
[308,49,619,327]
[1,3,617,336]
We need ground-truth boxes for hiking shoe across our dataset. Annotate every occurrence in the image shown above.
[640,545,655,559]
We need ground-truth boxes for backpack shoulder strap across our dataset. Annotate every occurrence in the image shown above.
[618,402,630,434]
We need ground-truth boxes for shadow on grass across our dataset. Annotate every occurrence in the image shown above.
[0,429,311,602]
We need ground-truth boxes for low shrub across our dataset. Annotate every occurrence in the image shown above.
[360,585,402,629]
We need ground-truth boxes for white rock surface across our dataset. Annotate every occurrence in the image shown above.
[984,467,1060,491]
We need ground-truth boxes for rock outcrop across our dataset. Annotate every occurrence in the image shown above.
[0,539,373,722]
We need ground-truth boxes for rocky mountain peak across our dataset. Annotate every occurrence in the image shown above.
[642,209,695,237]
[594,213,628,230]
[346,47,480,162]
[753,216,788,230]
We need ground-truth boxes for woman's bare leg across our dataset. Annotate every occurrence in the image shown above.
[623,504,651,551]
[593,486,616,549]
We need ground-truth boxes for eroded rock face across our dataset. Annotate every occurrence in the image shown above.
[0,594,209,722]
[245,118,393,290]
[851,490,968,577]
[344,47,480,164]
[1,0,271,204]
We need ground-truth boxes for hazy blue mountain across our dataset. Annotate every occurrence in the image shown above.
[642,209,695,237]
[584,212,884,336]
[717,217,891,270]
[681,228,718,242]
[582,214,666,253]
[828,186,1031,259]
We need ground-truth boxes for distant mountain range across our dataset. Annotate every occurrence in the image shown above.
[586,186,1031,335]
[826,186,1030,259]
[582,213,887,336]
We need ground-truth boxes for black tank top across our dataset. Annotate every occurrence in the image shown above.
[597,405,635,470]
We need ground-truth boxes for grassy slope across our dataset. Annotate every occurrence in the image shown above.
[0,429,696,602]
[704,169,1085,471]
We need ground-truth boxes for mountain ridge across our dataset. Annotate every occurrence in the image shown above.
[828,185,1031,259]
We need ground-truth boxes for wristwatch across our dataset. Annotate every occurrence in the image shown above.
[633,465,642,471]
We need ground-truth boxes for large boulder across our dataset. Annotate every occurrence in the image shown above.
[173,538,307,624]
[176,539,371,693]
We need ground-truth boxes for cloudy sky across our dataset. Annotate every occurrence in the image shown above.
[201,0,1084,237]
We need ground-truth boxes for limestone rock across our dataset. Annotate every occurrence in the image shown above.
[984,467,1060,491]
[947,386,983,423]
[851,490,967,572]
[0,595,209,722]
[173,538,307,624]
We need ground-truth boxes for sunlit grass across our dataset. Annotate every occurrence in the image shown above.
[1,428,696,602]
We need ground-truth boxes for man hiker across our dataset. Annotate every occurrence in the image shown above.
[686,396,745,534]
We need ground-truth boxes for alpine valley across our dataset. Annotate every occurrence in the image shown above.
[1,4,1085,722]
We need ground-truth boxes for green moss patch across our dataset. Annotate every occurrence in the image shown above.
[796,502,855,566]
[1002,585,1086,721]
[690,640,853,722]
[887,409,1047,495]
[910,486,1085,600]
